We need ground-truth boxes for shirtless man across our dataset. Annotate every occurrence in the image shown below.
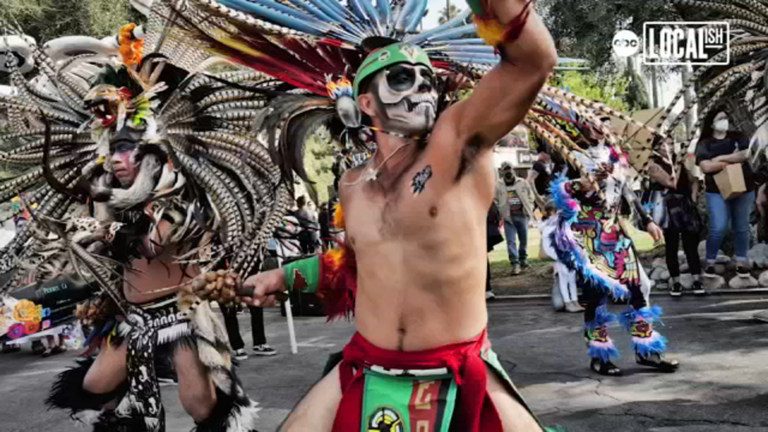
[239,0,557,429]
[80,144,216,421]
[47,131,259,431]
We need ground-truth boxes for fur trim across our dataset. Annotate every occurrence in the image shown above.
[194,387,260,432]
[632,330,668,357]
[46,357,127,418]
[584,305,617,329]
[585,306,620,362]
[587,338,620,363]
[549,175,629,299]
[619,305,664,331]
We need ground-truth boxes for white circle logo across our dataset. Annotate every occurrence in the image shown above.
[613,30,640,57]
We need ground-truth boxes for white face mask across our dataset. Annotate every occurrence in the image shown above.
[372,64,438,134]
[714,119,729,133]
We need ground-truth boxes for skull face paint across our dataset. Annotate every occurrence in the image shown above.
[371,63,437,134]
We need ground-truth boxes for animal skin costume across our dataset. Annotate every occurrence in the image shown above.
[0,9,298,431]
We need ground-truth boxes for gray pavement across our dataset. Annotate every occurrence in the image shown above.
[2,295,768,431]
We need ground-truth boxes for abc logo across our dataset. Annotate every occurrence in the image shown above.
[613,30,640,57]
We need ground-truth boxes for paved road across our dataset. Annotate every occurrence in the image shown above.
[2,295,768,431]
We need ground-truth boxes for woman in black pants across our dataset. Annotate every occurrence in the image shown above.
[221,251,281,359]
[648,146,704,296]
[221,304,275,360]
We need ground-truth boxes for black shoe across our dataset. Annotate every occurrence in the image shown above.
[692,280,706,296]
[520,261,530,270]
[635,353,679,372]
[590,358,622,376]
[669,282,682,297]
[736,264,751,277]
[704,266,716,277]
[253,344,277,356]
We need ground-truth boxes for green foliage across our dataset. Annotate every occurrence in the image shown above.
[303,132,337,203]
[541,0,680,71]
[622,65,651,111]
[438,4,461,25]
[2,0,143,44]
[550,70,631,112]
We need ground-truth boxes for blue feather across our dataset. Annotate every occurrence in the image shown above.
[405,0,429,32]
[219,0,326,35]
[428,24,484,43]
[358,0,383,33]
[347,0,369,23]
[619,306,664,331]
[585,305,617,329]
[394,0,417,32]
[632,331,668,357]
[406,8,471,44]
[285,0,335,22]
[376,0,392,27]
[304,0,347,22]
[588,343,620,363]
[548,175,630,300]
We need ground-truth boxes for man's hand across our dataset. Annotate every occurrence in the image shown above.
[646,222,663,242]
[238,269,285,307]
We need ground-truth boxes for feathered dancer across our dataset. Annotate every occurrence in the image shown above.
[0,5,290,431]
[136,0,673,426]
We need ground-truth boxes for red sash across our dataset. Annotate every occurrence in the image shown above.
[333,329,503,432]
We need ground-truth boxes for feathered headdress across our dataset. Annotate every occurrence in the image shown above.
[0,11,290,302]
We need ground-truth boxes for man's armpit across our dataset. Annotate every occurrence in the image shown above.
[454,133,488,182]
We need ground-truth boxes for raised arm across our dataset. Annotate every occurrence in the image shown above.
[437,0,557,149]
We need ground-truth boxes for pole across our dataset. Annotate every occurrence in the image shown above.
[277,255,299,355]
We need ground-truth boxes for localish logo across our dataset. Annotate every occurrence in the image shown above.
[643,21,729,66]
[368,407,404,432]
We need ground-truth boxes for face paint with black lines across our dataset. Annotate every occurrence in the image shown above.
[371,64,437,135]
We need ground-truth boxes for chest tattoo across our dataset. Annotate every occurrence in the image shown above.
[411,165,433,195]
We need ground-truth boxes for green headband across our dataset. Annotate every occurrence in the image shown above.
[353,43,434,99]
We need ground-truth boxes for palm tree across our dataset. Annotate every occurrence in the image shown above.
[438,4,461,25]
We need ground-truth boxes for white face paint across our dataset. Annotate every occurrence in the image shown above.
[371,63,437,134]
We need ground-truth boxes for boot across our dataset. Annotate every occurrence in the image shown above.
[624,307,679,373]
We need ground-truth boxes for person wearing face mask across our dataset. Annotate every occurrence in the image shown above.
[496,161,536,275]
[696,111,757,277]
[648,139,704,297]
